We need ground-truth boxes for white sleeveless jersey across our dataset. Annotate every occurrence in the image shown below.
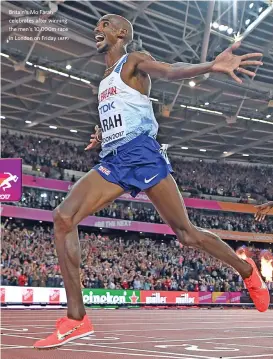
[98,54,159,157]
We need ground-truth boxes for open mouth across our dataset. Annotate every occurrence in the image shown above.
[95,33,105,45]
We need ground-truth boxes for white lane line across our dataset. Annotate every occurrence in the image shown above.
[2,332,53,335]
[0,333,216,359]
[79,336,119,341]
[155,344,239,352]
[0,325,54,329]
[1,327,28,332]
[120,334,167,340]
[206,341,273,350]
[3,321,273,331]
[60,347,205,359]
[77,343,219,359]
[2,322,57,324]
[225,355,273,359]
[1,345,33,350]
[3,315,272,321]
[93,326,273,333]
[97,335,273,345]
[1,334,41,340]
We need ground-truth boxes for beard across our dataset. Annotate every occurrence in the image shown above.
[97,42,109,54]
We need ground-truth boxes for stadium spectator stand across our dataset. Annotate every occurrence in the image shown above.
[2,221,252,291]
[6,187,273,233]
[2,131,273,200]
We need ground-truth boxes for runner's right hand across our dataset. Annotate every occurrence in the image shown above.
[84,125,102,151]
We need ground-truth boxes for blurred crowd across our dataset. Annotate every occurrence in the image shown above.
[1,222,250,291]
[9,187,273,234]
[2,131,273,200]
[1,131,98,177]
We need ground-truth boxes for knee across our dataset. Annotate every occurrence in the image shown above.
[173,225,203,248]
[53,206,74,234]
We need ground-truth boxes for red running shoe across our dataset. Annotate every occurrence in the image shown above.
[244,257,270,312]
[34,315,94,349]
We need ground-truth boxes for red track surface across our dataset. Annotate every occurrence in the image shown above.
[1,308,273,359]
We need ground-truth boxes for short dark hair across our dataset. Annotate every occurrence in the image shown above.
[100,14,134,45]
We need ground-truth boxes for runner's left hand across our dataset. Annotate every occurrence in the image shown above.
[211,41,263,83]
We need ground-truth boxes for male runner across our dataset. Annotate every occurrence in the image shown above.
[34,14,269,349]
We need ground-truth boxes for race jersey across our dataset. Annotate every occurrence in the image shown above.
[98,53,159,157]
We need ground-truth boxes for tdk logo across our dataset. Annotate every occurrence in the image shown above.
[99,101,115,114]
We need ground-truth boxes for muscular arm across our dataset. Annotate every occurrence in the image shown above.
[132,44,262,83]
[133,52,213,80]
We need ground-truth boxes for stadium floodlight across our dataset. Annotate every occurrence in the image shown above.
[189,81,196,87]
[219,25,228,31]
[80,78,91,84]
[245,19,251,25]
[227,28,233,35]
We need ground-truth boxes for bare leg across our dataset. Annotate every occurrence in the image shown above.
[145,175,252,279]
[53,170,124,320]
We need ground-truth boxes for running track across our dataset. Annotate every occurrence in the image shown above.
[1,309,273,359]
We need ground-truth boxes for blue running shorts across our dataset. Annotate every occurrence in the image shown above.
[93,134,173,197]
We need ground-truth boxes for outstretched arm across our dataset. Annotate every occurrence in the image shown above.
[135,42,263,84]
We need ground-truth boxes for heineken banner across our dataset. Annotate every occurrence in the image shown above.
[82,289,140,305]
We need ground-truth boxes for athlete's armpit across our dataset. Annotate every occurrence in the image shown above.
[131,52,169,79]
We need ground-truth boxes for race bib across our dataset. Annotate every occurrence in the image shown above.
[98,100,126,146]
[159,144,170,165]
